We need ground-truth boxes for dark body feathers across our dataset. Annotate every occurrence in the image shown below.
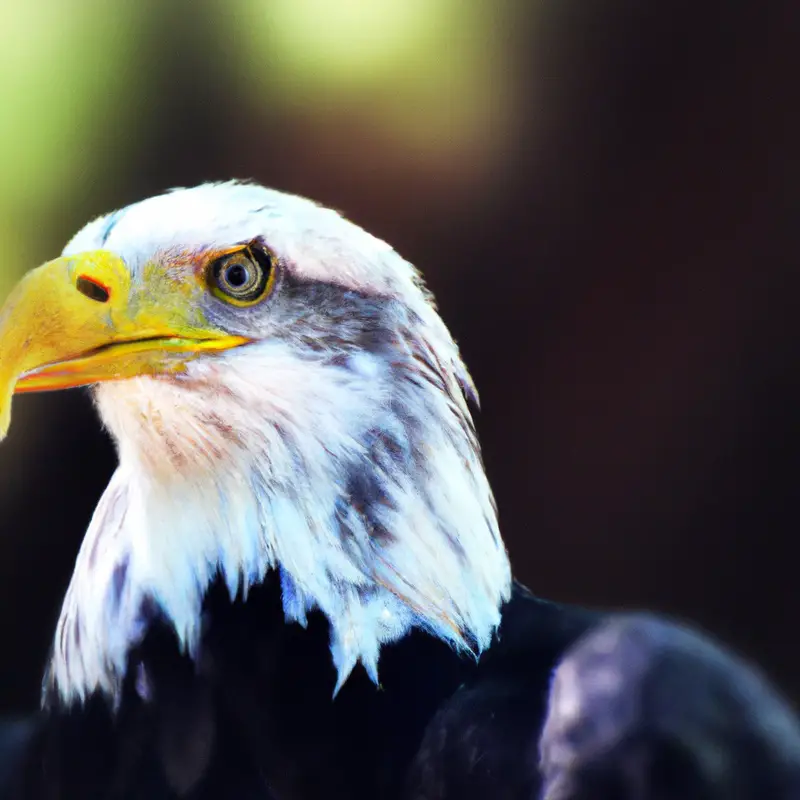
[2,580,800,799]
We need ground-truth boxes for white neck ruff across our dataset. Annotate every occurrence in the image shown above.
[46,340,512,707]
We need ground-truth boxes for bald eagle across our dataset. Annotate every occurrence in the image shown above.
[0,182,798,799]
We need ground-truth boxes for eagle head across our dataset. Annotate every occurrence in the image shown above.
[0,181,511,706]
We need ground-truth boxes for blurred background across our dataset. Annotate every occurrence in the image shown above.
[0,0,798,712]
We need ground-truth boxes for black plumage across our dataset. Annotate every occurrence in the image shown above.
[3,578,799,799]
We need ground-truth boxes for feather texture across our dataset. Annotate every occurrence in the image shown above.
[46,183,511,706]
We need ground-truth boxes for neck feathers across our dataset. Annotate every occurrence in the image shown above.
[46,297,511,707]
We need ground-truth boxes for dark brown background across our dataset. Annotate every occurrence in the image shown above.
[1,0,798,713]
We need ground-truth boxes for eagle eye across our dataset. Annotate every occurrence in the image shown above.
[209,246,275,306]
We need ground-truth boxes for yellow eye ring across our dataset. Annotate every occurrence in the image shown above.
[209,247,276,307]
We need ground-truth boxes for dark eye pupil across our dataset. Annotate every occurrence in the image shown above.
[225,264,248,287]
[210,247,274,304]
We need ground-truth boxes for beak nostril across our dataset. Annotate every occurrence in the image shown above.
[76,275,110,303]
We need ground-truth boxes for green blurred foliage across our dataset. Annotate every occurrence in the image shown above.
[0,0,519,298]
[0,0,148,295]
[223,0,515,149]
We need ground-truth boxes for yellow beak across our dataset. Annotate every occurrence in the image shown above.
[0,250,249,440]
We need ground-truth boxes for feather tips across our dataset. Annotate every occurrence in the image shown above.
[45,183,512,706]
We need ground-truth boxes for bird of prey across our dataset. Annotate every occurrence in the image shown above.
[0,182,798,800]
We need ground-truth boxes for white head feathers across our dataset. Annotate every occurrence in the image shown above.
[46,181,512,707]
